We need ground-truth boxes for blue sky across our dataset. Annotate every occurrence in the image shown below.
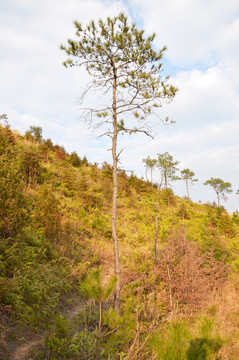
[0,0,239,212]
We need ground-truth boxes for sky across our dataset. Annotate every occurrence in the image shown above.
[0,0,239,212]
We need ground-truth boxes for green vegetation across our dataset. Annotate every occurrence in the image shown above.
[1,121,239,359]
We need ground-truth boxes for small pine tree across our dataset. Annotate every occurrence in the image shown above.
[80,269,116,330]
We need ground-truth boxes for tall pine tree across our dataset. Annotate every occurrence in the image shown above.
[61,13,177,310]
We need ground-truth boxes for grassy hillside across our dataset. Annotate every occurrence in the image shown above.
[1,122,239,359]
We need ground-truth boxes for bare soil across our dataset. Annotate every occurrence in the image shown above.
[2,301,88,360]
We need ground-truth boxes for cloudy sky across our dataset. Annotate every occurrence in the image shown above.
[1,0,239,212]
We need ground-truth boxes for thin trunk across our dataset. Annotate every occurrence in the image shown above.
[154,176,163,270]
[154,189,160,270]
[146,168,148,182]
[217,192,220,207]
[99,300,102,331]
[164,172,167,189]
[186,179,189,199]
[154,177,163,301]
[167,264,173,309]
[112,67,121,312]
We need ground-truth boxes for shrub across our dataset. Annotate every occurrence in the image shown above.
[40,138,55,162]
[69,151,82,167]
[177,202,190,219]
[54,145,67,160]
[0,155,27,237]
[0,123,15,155]
[156,228,228,313]
[232,210,239,225]
[151,318,223,360]
[160,188,176,206]
[20,149,42,184]
[151,321,190,360]
[32,186,61,238]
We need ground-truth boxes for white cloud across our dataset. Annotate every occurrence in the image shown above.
[130,0,239,66]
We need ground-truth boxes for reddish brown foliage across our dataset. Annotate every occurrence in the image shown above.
[54,145,67,160]
[156,228,228,313]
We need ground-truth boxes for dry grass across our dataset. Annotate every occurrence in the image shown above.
[207,279,239,359]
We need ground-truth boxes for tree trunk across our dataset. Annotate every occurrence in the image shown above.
[154,177,163,269]
[217,192,220,207]
[99,300,102,331]
[186,179,189,199]
[154,187,160,270]
[164,172,167,189]
[112,68,121,312]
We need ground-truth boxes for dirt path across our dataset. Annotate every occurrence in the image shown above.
[11,337,42,360]
[10,301,88,360]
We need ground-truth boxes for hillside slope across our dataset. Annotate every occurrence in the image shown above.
[0,122,239,359]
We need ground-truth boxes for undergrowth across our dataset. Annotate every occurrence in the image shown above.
[0,122,239,359]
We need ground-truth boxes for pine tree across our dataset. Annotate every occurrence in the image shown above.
[180,168,198,199]
[61,13,177,311]
[157,152,180,189]
[142,156,157,183]
[204,177,232,207]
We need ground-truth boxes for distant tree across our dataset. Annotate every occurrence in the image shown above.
[0,123,15,155]
[204,177,232,207]
[142,156,157,184]
[0,114,8,123]
[20,149,42,185]
[25,126,43,143]
[157,152,180,189]
[61,13,177,311]
[180,168,198,199]
[54,145,67,160]
[236,190,239,195]
[81,155,88,166]
[70,151,82,167]
[40,138,54,162]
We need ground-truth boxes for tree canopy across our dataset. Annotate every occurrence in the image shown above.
[61,13,177,135]
[157,152,180,189]
[204,177,232,207]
